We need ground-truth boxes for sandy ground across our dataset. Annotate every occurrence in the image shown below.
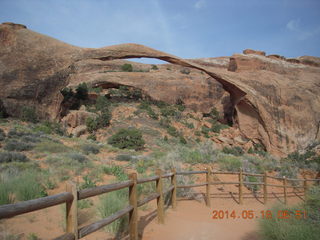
[0,174,305,240]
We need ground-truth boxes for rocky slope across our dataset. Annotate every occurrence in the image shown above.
[1,22,320,156]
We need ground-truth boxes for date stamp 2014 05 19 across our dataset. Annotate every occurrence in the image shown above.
[212,210,307,220]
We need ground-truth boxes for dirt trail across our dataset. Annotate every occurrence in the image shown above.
[141,183,303,240]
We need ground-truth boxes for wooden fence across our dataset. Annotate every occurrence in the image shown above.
[0,168,319,240]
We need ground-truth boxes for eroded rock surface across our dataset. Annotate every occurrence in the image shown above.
[1,22,319,156]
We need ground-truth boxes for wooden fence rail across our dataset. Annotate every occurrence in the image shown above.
[0,168,319,240]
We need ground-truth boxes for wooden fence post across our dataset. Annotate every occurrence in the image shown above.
[263,171,268,205]
[171,168,177,210]
[304,179,308,197]
[156,169,164,224]
[128,173,138,240]
[239,168,243,205]
[206,168,211,207]
[283,176,287,205]
[66,181,78,239]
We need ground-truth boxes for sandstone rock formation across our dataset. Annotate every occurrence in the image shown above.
[1,22,320,156]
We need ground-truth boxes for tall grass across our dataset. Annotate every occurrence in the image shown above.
[259,186,320,240]
[98,188,129,236]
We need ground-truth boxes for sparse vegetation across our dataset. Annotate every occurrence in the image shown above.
[0,151,30,163]
[259,186,320,240]
[222,146,244,156]
[20,106,38,123]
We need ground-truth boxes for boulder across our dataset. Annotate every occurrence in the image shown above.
[61,110,98,128]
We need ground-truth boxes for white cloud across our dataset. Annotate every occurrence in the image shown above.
[194,0,206,9]
[286,19,320,40]
[286,19,300,31]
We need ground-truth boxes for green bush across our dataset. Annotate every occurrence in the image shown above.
[121,63,133,72]
[222,146,244,156]
[86,117,99,133]
[0,151,30,163]
[108,128,145,150]
[20,106,38,123]
[75,82,88,100]
[95,96,110,111]
[259,186,320,240]
[138,101,158,120]
[86,109,112,133]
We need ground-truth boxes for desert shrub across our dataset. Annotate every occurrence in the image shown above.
[86,109,112,133]
[201,126,210,135]
[33,121,65,135]
[115,154,133,161]
[182,145,217,164]
[4,140,34,152]
[89,86,103,93]
[81,144,100,155]
[259,186,320,240]
[179,136,187,144]
[75,82,88,100]
[160,106,176,117]
[211,123,229,133]
[95,95,110,111]
[248,143,267,157]
[34,141,70,153]
[60,87,74,102]
[65,152,88,163]
[138,101,158,119]
[0,151,30,163]
[78,199,93,209]
[217,154,242,171]
[183,122,194,129]
[86,117,99,133]
[80,175,97,190]
[0,128,6,141]
[98,188,128,235]
[151,64,158,70]
[121,63,133,72]
[176,98,185,111]
[167,126,179,137]
[87,134,97,141]
[103,165,128,181]
[20,106,38,123]
[108,128,145,150]
[159,117,171,128]
[222,146,244,156]
[180,68,190,74]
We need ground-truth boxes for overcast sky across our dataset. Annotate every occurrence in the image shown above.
[1,0,320,63]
